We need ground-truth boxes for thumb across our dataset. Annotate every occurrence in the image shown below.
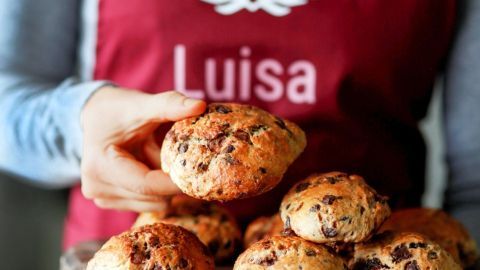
[141,91,206,123]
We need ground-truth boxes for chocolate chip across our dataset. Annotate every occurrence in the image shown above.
[322,195,339,205]
[360,206,365,215]
[295,182,310,193]
[405,260,420,270]
[215,105,232,114]
[208,133,226,152]
[165,130,177,143]
[322,226,338,238]
[352,258,389,270]
[148,236,160,248]
[309,204,321,212]
[391,244,412,263]
[261,240,272,249]
[233,130,251,144]
[295,202,304,211]
[130,244,144,264]
[178,133,190,141]
[180,159,186,166]
[427,251,438,260]
[409,242,427,249]
[178,258,189,268]
[259,167,267,174]
[197,162,209,171]
[256,251,277,266]
[325,174,345,184]
[225,155,239,165]
[282,228,296,236]
[217,189,223,195]
[305,249,316,256]
[208,240,220,255]
[224,144,235,153]
[145,249,151,260]
[274,117,292,136]
[178,143,188,153]
[250,124,268,134]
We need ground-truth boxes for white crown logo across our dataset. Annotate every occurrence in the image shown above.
[202,0,308,16]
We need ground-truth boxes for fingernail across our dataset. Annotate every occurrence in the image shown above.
[184,98,201,107]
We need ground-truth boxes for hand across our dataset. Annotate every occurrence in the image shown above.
[80,86,206,212]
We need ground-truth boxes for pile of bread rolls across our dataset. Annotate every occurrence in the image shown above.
[86,103,477,270]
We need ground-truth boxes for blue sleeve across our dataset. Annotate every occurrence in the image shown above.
[444,0,480,245]
[0,0,110,187]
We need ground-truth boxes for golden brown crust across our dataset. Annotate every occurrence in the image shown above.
[86,223,214,270]
[161,103,306,201]
[133,196,242,263]
[350,231,462,270]
[379,207,478,268]
[234,235,347,270]
[244,214,284,248]
[280,172,391,243]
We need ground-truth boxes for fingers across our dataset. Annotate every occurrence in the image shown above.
[142,91,206,122]
[88,145,181,196]
[81,177,164,202]
[93,198,170,212]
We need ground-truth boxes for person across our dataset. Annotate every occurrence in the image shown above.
[0,0,478,250]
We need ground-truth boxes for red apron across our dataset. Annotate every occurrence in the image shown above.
[64,0,455,249]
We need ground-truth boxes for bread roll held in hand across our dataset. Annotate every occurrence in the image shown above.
[161,103,306,201]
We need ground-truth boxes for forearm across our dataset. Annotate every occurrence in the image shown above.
[0,0,111,187]
[0,73,109,187]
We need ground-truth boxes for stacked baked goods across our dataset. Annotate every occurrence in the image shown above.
[86,103,477,269]
[238,171,477,269]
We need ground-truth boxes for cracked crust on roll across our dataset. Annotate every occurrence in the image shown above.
[86,223,214,270]
[132,196,242,263]
[161,103,306,201]
[234,235,347,270]
[280,172,391,244]
[350,231,462,270]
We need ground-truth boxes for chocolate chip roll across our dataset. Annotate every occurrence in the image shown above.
[280,172,391,244]
[161,103,306,201]
[234,235,347,270]
[350,231,462,270]
[86,223,214,270]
